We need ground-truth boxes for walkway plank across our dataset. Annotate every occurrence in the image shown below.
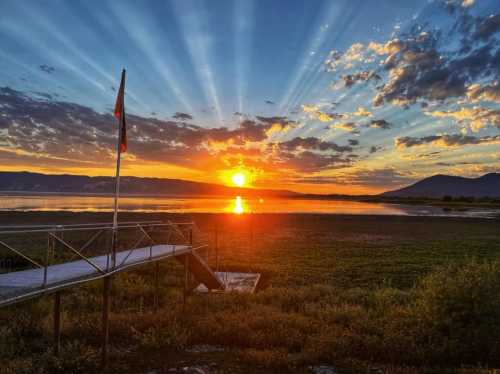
[0,244,223,306]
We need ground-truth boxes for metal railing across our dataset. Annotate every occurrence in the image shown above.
[0,220,203,291]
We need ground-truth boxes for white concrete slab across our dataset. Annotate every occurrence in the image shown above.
[196,272,260,293]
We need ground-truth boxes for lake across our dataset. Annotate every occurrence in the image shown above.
[0,194,498,218]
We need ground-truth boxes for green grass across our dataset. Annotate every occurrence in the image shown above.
[0,212,499,373]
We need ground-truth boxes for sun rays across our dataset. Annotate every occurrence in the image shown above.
[0,0,498,193]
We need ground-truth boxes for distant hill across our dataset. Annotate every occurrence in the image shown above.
[381,173,500,198]
[0,171,300,198]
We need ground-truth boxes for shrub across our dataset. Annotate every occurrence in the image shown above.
[411,260,500,365]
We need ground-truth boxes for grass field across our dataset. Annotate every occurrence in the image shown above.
[1,211,500,373]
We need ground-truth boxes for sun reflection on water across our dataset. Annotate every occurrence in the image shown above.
[233,196,244,214]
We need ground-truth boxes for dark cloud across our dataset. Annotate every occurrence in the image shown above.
[173,112,193,121]
[39,64,55,74]
[342,71,381,88]
[369,119,392,130]
[293,168,414,187]
[395,133,500,148]
[369,145,383,153]
[256,115,295,126]
[265,100,275,105]
[473,14,500,41]
[0,87,318,173]
[337,168,414,187]
[277,137,353,153]
[277,151,352,172]
[32,92,55,100]
[370,10,500,107]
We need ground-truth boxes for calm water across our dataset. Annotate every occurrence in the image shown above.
[0,194,498,218]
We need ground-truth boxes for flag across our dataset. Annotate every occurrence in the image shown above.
[114,69,127,153]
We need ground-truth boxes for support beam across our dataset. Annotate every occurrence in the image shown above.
[102,276,111,369]
[54,291,61,357]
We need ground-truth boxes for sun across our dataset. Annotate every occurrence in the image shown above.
[231,172,246,187]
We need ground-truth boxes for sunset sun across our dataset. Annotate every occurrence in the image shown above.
[231,172,246,187]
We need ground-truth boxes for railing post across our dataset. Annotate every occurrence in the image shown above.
[215,223,219,272]
[54,291,61,357]
[106,231,109,272]
[183,255,189,311]
[43,232,50,287]
[102,276,111,369]
[154,261,159,312]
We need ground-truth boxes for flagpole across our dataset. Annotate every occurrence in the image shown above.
[112,68,125,268]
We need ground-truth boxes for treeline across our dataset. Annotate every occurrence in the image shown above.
[442,195,500,203]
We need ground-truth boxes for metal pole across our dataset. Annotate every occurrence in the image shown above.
[249,213,253,251]
[102,276,111,368]
[54,291,61,357]
[183,255,189,311]
[112,68,126,269]
[215,223,219,272]
[154,262,159,311]
[43,233,50,287]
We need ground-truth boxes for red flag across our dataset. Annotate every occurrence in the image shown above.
[114,69,127,153]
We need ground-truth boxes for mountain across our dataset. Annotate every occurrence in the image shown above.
[0,171,300,197]
[381,173,500,198]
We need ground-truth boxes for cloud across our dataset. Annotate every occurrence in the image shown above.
[325,43,377,72]
[395,133,500,148]
[329,122,358,133]
[265,100,275,105]
[277,151,352,172]
[39,64,55,74]
[301,104,344,122]
[2,86,353,177]
[338,168,415,187]
[276,136,353,153]
[255,115,295,126]
[341,71,381,88]
[326,5,500,109]
[426,107,500,132]
[352,107,372,117]
[369,119,392,130]
[173,112,193,121]
[473,14,500,41]
[295,168,414,188]
[466,82,500,103]
[369,145,383,153]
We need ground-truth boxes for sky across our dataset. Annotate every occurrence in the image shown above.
[0,0,499,194]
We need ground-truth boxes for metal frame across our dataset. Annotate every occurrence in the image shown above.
[0,221,200,305]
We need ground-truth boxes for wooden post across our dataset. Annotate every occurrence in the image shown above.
[102,276,111,369]
[54,291,61,357]
[154,262,159,311]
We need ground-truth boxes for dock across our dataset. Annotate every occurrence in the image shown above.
[0,221,226,365]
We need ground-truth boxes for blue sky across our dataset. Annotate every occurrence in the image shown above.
[0,0,498,193]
